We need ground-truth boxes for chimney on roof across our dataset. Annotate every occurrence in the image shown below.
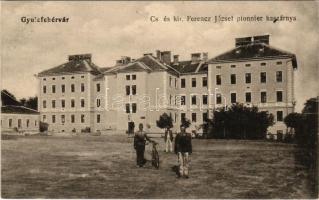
[235,37,252,47]
[156,50,161,60]
[68,54,92,62]
[191,53,201,63]
[173,55,179,65]
[253,35,270,45]
[115,56,131,66]
[161,51,171,65]
[202,52,208,62]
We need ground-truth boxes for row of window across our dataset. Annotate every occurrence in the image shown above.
[43,75,85,81]
[181,77,207,88]
[42,99,101,109]
[126,74,136,80]
[216,61,282,69]
[181,112,208,123]
[6,119,37,128]
[215,71,282,85]
[180,110,284,123]
[43,83,101,94]
[126,103,137,113]
[126,85,137,95]
[216,91,283,104]
[179,91,283,105]
[43,114,101,124]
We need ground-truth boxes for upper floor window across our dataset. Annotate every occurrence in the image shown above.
[216,75,221,85]
[43,100,47,108]
[231,65,236,68]
[276,71,283,82]
[26,119,30,127]
[126,75,130,80]
[261,92,267,103]
[260,62,266,66]
[169,76,172,87]
[42,115,46,122]
[276,91,283,102]
[81,75,84,78]
[181,96,186,105]
[8,119,12,127]
[71,115,75,123]
[43,78,46,81]
[260,72,267,83]
[126,85,130,95]
[81,99,85,107]
[61,115,65,124]
[71,99,75,108]
[191,95,197,105]
[96,83,101,92]
[245,63,251,67]
[61,85,65,93]
[81,114,85,123]
[97,99,101,107]
[175,78,177,88]
[245,92,251,103]
[43,86,46,94]
[202,77,207,87]
[231,74,236,84]
[192,78,196,87]
[52,77,55,80]
[132,75,136,80]
[231,93,236,103]
[202,95,208,105]
[81,83,85,92]
[132,103,137,113]
[61,99,65,108]
[181,78,186,88]
[132,85,137,95]
[276,61,282,65]
[245,73,251,84]
[62,77,65,80]
[125,103,130,113]
[71,84,75,92]
[97,114,101,123]
[52,85,56,93]
[71,76,75,79]
[52,115,56,123]
[216,65,222,69]
[52,100,56,108]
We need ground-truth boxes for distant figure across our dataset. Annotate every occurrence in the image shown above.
[164,129,173,152]
[134,123,153,167]
[174,125,192,178]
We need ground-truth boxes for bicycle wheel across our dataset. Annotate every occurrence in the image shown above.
[152,149,160,169]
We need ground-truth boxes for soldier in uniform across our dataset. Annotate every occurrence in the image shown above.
[134,123,153,167]
[174,125,192,178]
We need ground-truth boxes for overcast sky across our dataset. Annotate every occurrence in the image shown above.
[1,1,318,111]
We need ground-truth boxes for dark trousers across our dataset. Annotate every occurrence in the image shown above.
[136,145,146,166]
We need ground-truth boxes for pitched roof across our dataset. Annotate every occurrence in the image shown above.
[38,59,103,76]
[103,55,180,76]
[171,61,207,74]
[1,105,39,115]
[209,43,297,68]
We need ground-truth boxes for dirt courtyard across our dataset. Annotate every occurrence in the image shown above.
[1,134,315,198]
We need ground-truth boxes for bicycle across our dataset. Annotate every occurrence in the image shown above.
[147,141,160,169]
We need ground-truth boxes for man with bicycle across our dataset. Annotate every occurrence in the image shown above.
[174,125,192,178]
[134,123,155,167]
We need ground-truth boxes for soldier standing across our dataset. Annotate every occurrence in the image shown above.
[174,125,192,178]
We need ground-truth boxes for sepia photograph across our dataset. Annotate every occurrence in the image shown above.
[1,1,318,199]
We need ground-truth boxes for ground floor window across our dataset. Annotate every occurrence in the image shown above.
[192,113,197,122]
[97,114,100,123]
[277,111,283,122]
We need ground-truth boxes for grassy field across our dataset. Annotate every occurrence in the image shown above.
[1,134,315,198]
